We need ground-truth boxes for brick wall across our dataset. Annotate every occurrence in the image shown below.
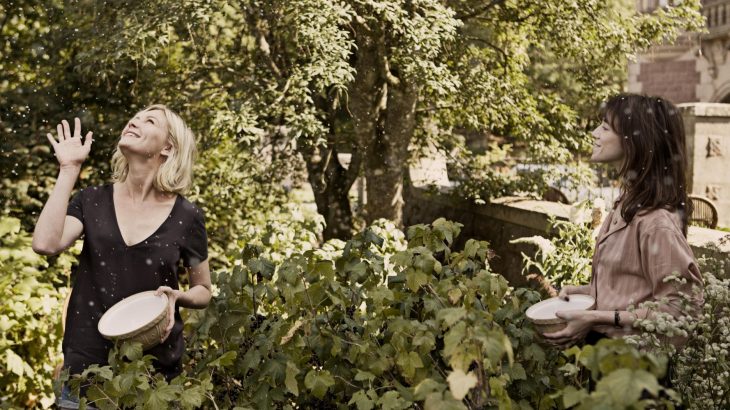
[637,60,700,103]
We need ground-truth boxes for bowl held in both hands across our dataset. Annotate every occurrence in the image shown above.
[525,294,596,335]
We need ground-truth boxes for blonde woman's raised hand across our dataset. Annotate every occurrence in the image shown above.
[46,117,93,168]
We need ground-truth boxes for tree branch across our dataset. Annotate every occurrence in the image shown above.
[466,36,509,70]
[455,0,506,21]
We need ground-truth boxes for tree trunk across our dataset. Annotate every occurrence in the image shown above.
[300,141,357,240]
[364,82,418,226]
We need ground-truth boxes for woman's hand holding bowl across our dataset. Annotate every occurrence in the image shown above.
[155,286,183,342]
[542,310,595,349]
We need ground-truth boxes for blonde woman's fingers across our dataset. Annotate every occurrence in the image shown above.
[46,133,58,146]
[84,131,93,146]
[73,117,81,138]
[62,119,71,140]
[56,123,65,141]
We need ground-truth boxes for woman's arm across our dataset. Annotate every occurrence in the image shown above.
[177,259,212,308]
[156,259,212,342]
[32,118,92,255]
[542,309,636,348]
[558,284,591,300]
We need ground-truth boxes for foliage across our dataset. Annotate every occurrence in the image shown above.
[0,0,705,235]
[511,201,601,290]
[181,217,567,409]
[552,338,677,409]
[627,262,730,409]
[2,212,702,409]
[63,342,213,410]
[0,216,74,409]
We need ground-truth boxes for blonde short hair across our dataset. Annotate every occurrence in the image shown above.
[111,104,197,194]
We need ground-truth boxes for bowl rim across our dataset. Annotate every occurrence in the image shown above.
[525,294,595,325]
[98,291,169,339]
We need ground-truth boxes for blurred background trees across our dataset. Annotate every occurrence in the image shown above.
[1,0,703,242]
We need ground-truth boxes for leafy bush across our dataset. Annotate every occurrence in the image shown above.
[552,339,677,409]
[182,217,566,409]
[0,217,73,409]
[63,343,213,410]
[6,214,687,409]
[511,200,602,290]
[627,260,730,409]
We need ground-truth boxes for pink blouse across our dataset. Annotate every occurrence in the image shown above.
[589,204,704,337]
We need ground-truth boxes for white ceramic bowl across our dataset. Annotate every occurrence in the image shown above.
[97,291,170,350]
[526,294,596,334]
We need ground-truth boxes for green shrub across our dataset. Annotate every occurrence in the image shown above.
[0,217,72,409]
[12,215,688,409]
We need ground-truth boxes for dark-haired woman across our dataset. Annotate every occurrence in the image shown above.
[543,93,704,348]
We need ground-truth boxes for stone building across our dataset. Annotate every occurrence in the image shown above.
[628,1,730,228]
[629,0,730,103]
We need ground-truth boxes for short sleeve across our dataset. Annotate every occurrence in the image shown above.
[639,227,704,318]
[67,190,84,223]
[181,206,208,268]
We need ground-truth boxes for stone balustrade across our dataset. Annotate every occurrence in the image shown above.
[704,0,730,36]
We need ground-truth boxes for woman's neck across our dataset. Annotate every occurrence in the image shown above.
[120,158,168,203]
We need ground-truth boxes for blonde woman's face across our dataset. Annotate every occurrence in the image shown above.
[118,109,171,158]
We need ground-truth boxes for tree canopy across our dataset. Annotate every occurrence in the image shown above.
[1,0,703,240]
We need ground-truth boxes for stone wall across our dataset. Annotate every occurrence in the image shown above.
[681,103,730,228]
[636,60,700,103]
[404,185,730,285]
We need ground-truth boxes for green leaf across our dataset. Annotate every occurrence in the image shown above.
[405,268,429,292]
[508,362,527,381]
[120,342,143,361]
[0,217,21,237]
[595,368,661,406]
[144,383,178,410]
[377,390,410,410]
[437,308,466,328]
[414,378,444,401]
[304,369,335,399]
[396,351,424,379]
[5,349,25,376]
[179,385,206,410]
[348,389,374,410]
[447,369,478,400]
[354,370,376,382]
[285,361,300,396]
[561,386,589,408]
[391,251,413,267]
[241,348,261,371]
[208,350,237,368]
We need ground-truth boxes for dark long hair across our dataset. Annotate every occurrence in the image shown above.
[601,93,692,236]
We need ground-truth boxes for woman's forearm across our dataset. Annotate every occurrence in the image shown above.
[176,284,212,309]
[587,309,637,328]
[32,165,80,254]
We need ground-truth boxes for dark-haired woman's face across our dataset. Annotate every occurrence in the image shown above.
[590,119,625,166]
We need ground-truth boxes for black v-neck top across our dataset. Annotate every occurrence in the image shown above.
[64,184,207,378]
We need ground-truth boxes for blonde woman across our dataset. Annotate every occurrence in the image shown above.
[32,105,211,407]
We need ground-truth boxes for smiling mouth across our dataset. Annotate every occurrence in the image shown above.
[123,131,141,138]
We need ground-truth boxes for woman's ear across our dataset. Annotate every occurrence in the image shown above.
[161,142,174,158]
